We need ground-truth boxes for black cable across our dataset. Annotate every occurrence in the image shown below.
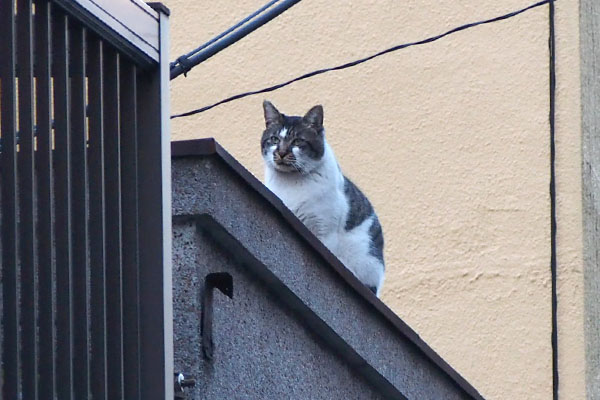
[548,0,558,398]
[171,0,552,119]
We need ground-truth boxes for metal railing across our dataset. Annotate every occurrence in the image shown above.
[0,0,172,399]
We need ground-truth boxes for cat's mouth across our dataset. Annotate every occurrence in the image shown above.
[273,160,297,172]
[273,155,300,172]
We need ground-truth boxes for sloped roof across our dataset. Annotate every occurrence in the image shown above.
[172,138,485,400]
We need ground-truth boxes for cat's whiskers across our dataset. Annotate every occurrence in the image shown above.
[290,158,311,174]
[290,160,303,173]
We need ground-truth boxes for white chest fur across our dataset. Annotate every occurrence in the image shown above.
[264,141,385,295]
[265,143,347,240]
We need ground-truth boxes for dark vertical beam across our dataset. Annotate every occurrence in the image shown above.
[138,7,173,399]
[0,0,20,398]
[88,36,108,400]
[70,24,90,400]
[103,46,124,399]
[52,11,73,400]
[16,0,37,398]
[120,60,141,400]
[548,1,559,399]
[34,1,56,397]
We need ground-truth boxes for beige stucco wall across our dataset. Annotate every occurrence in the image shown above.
[555,0,585,398]
[164,1,586,399]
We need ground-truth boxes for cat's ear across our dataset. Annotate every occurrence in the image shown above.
[263,100,282,128]
[303,105,324,131]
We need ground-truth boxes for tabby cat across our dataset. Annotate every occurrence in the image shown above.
[260,101,385,296]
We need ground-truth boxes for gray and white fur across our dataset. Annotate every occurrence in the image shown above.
[260,101,385,296]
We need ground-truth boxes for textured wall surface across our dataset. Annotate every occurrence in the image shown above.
[171,155,482,399]
[163,0,585,398]
[580,0,600,398]
[555,1,586,399]
[172,221,384,400]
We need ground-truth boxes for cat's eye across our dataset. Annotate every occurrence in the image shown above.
[292,139,305,146]
[270,136,280,144]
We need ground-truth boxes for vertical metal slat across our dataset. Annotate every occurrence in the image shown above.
[34,1,56,397]
[17,0,38,398]
[1,3,169,400]
[103,46,124,400]
[88,36,108,400]
[70,23,90,400]
[52,11,74,400]
[0,0,21,398]
[120,61,141,400]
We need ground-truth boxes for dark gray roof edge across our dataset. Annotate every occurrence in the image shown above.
[171,138,485,400]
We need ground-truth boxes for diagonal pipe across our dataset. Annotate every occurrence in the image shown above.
[170,0,302,80]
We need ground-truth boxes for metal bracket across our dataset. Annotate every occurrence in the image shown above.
[173,372,196,399]
[201,272,233,360]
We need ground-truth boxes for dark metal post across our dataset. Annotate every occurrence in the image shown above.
[138,5,173,399]
[0,0,20,398]
[104,45,125,400]
[70,24,91,400]
[53,11,74,400]
[34,1,57,396]
[88,36,108,400]
[16,0,38,398]
[120,60,142,400]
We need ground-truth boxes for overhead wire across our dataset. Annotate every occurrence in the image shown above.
[171,0,552,119]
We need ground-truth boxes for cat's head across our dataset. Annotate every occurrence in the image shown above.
[261,101,325,174]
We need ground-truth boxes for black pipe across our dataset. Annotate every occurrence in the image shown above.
[171,0,279,68]
[170,0,302,80]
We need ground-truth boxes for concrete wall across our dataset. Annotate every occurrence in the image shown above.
[164,1,590,398]
[171,153,483,399]
[580,0,600,397]
[172,220,385,400]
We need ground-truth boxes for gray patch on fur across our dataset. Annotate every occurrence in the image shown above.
[343,177,374,231]
[368,216,384,265]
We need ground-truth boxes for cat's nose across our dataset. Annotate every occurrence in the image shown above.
[277,149,288,158]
